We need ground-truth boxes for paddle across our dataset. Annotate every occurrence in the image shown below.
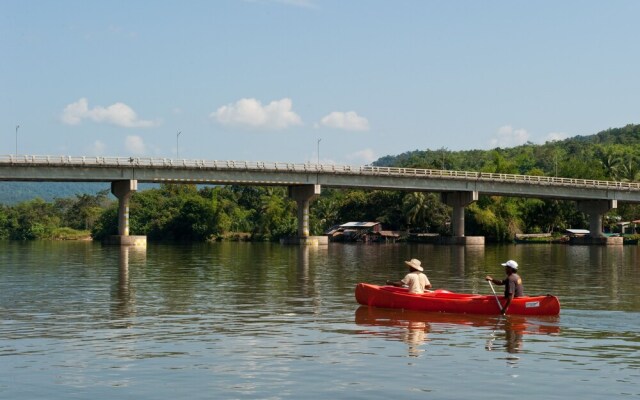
[487,280,504,314]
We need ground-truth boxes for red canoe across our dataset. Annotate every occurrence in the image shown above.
[355,283,561,316]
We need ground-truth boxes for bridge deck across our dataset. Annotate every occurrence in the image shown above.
[1,155,640,202]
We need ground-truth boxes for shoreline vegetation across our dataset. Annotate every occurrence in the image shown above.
[1,124,640,243]
[13,228,640,245]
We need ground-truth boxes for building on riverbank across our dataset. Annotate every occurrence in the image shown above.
[326,222,402,243]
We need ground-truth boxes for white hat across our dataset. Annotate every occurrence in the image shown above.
[404,258,424,271]
[501,260,518,270]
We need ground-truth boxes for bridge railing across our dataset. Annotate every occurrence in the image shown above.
[360,166,640,189]
[2,155,640,190]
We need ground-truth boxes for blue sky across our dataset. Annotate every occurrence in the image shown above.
[2,0,639,165]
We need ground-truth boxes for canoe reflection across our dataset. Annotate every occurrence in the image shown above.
[355,306,560,356]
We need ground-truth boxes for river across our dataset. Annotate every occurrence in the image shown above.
[0,241,639,399]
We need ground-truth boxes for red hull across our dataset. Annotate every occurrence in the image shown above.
[354,306,561,335]
[355,283,560,316]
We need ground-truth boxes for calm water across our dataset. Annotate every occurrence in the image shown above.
[0,241,639,399]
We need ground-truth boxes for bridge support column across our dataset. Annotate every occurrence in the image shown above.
[575,200,622,245]
[104,180,147,246]
[440,191,484,245]
[281,184,328,246]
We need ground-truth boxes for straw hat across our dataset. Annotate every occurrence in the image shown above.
[404,258,424,271]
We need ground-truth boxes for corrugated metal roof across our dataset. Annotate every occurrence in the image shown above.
[566,229,590,234]
[340,222,380,228]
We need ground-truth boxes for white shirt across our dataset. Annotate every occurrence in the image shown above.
[401,272,431,294]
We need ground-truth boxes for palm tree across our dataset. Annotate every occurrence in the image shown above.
[618,154,640,182]
[314,197,339,231]
[597,147,622,180]
[403,192,429,230]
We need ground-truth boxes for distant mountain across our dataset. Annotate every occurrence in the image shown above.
[0,182,111,204]
[0,182,160,205]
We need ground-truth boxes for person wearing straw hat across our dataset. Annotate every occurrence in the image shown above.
[485,260,524,315]
[386,258,432,294]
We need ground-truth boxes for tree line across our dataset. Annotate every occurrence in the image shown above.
[1,124,639,242]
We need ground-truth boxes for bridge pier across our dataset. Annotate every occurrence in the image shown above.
[281,184,328,245]
[440,191,484,245]
[575,200,622,245]
[104,180,147,246]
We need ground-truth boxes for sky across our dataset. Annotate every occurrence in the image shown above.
[2,0,639,165]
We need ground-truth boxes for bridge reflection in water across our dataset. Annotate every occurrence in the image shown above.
[112,246,147,325]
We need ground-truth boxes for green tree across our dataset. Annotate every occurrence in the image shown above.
[91,206,118,241]
[595,146,622,180]
[335,190,370,223]
[61,190,112,230]
[0,206,11,239]
[467,196,521,241]
[168,196,217,241]
[253,187,296,240]
[313,195,340,234]
[402,192,449,233]
[367,191,404,228]
[9,198,61,240]
[481,151,518,174]
[520,199,576,233]
[618,154,640,182]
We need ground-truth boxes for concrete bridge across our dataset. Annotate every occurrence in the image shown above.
[2,154,640,245]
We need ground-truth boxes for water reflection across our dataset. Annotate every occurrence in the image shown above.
[450,245,466,275]
[296,244,328,306]
[1,242,639,399]
[111,246,146,325]
[354,306,560,358]
[484,317,524,354]
[297,245,310,290]
[354,306,431,357]
[448,245,485,274]
[450,245,485,293]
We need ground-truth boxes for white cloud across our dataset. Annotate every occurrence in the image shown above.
[490,125,529,148]
[275,0,317,8]
[320,111,370,131]
[89,140,106,155]
[125,135,146,155]
[544,131,569,143]
[211,98,302,130]
[61,98,157,128]
[108,25,138,39]
[347,148,377,164]
[245,0,317,8]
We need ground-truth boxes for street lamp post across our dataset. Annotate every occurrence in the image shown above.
[15,125,19,156]
[316,138,322,185]
[176,130,182,159]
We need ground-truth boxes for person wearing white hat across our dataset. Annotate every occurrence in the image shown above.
[485,260,524,314]
[386,258,432,294]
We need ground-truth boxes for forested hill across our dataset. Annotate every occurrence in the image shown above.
[0,182,111,205]
[0,182,159,205]
[373,124,640,182]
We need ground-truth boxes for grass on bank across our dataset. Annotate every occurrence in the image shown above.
[50,227,92,240]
